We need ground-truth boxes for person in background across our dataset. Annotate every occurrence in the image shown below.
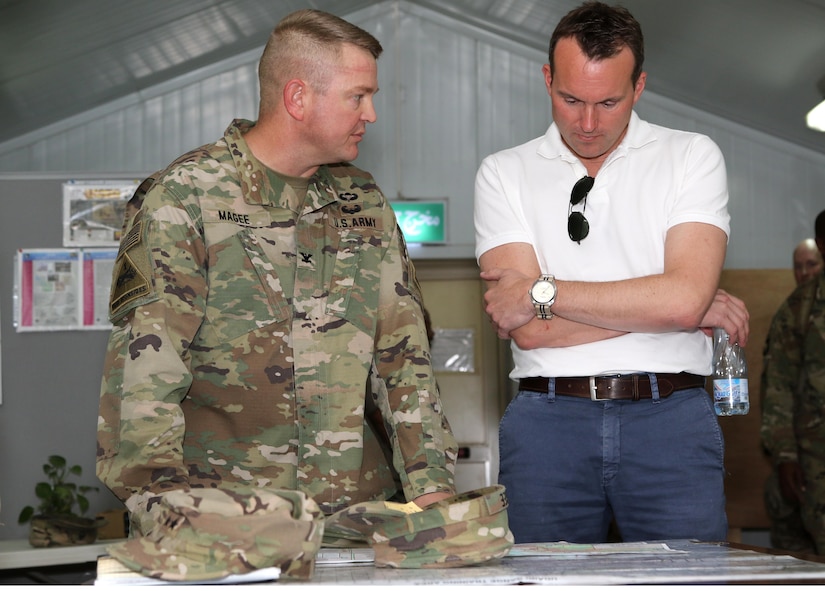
[793,238,824,287]
[761,237,822,553]
[474,1,749,544]
[97,8,456,537]
[762,211,825,553]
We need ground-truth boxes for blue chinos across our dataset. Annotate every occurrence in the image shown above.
[498,375,727,544]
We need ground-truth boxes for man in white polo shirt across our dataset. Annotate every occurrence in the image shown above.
[474,1,749,544]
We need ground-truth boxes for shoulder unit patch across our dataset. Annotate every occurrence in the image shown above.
[109,211,156,322]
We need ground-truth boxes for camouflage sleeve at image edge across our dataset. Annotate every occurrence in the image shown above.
[374,216,457,500]
[760,290,809,464]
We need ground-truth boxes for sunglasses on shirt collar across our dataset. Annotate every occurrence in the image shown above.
[568,175,595,243]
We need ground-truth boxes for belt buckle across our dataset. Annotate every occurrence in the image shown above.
[589,376,602,401]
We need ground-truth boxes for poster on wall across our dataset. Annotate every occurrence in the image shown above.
[62,180,139,247]
[14,249,81,331]
[13,248,118,332]
[82,249,118,329]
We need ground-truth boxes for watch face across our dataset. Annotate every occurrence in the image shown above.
[532,280,555,304]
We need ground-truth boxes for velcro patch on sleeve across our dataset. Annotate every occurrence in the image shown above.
[109,211,156,322]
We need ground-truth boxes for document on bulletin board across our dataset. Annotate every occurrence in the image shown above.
[82,249,117,329]
[13,248,117,332]
[14,249,82,331]
[63,180,138,247]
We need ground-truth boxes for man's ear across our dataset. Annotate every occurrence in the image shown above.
[284,79,307,120]
[633,71,647,103]
[542,63,552,95]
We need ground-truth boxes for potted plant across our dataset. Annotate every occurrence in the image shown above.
[18,455,102,547]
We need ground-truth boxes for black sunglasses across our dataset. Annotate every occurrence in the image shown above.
[568,175,595,243]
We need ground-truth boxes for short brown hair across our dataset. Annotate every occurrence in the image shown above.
[258,9,383,114]
[549,1,644,85]
[815,209,825,242]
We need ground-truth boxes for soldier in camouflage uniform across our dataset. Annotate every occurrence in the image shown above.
[97,9,457,538]
[762,209,825,553]
[792,239,825,287]
[761,238,823,552]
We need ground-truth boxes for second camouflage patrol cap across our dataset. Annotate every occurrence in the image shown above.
[106,487,325,582]
[323,484,514,568]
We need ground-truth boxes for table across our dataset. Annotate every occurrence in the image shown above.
[0,538,123,569]
[0,538,124,584]
[8,537,825,585]
[286,539,825,586]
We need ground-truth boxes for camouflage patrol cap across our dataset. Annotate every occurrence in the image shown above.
[106,488,324,582]
[324,485,513,568]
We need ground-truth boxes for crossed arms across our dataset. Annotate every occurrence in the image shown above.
[479,221,750,349]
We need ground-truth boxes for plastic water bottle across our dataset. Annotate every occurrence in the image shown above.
[711,327,749,416]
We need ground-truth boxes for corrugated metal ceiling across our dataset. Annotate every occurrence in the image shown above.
[2,0,825,154]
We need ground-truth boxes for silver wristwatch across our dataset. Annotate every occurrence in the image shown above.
[529,274,556,320]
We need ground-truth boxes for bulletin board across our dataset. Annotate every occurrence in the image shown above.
[0,175,141,541]
[13,248,117,332]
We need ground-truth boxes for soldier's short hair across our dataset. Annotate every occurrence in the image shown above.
[258,9,383,114]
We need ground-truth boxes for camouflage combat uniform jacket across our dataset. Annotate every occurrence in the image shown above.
[761,273,825,465]
[97,119,457,535]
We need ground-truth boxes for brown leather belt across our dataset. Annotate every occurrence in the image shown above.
[518,373,706,401]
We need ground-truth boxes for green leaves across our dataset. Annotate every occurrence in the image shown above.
[18,455,98,524]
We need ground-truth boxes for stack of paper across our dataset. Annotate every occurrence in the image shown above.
[94,556,280,586]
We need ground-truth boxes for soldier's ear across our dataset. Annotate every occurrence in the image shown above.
[284,79,307,120]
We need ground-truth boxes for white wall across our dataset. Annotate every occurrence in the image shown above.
[0,0,822,266]
[637,94,825,270]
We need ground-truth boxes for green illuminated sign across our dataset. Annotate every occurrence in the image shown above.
[390,200,447,244]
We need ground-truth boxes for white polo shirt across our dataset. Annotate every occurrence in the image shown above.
[474,111,730,378]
